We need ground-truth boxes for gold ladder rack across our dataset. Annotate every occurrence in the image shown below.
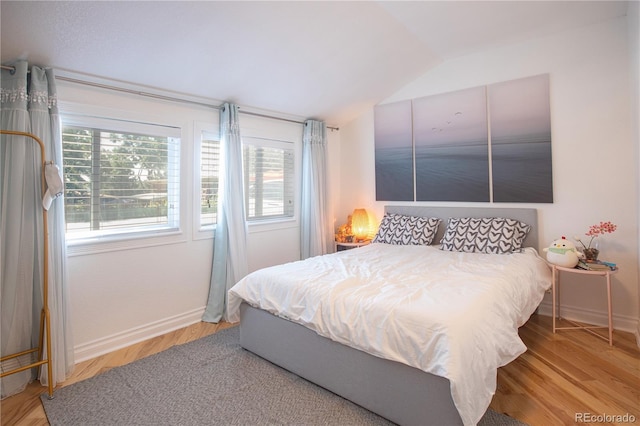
[0,129,54,399]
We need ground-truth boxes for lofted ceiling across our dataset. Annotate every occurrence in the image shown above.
[0,1,629,127]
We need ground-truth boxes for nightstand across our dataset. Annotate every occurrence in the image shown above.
[551,264,618,346]
[335,240,370,252]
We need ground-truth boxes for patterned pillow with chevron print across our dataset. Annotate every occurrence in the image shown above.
[372,213,441,245]
[439,217,531,254]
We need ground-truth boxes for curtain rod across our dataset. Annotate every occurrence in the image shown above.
[1,64,24,73]
[1,65,338,131]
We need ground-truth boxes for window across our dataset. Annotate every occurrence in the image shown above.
[200,132,220,227]
[243,137,295,221]
[195,119,299,234]
[62,117,180,241]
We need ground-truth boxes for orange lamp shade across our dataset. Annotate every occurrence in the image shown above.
[351,208,370,241]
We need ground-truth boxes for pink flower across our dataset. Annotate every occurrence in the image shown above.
[578,221,617,249]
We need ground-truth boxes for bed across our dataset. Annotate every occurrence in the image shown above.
[227,206,551,426]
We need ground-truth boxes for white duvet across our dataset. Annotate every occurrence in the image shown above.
[227,243,552,426]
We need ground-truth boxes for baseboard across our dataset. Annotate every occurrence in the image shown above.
[73,307,206,363]
[537,301,638,334]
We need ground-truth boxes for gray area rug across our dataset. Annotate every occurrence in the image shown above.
[42,326,526,426]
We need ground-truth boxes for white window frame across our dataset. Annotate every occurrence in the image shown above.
[193,121,220,240]
[243,136,296,222]
[240,115,302,234]
[194,115,302,238]
[60,101,187,255]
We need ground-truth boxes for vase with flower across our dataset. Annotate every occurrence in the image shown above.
[574,221,617,262]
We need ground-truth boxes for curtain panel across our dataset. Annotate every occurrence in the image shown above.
[300,119,329,259]
[1,60,73,398]
[203,103,249,323]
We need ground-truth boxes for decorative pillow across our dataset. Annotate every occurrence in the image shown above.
[439,217,531,254]
[372,213,441,245]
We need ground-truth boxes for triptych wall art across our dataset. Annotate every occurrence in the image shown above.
[374,74,553,203]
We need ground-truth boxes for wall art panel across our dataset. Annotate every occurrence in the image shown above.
[489,74,553,202]
[413,86,490,202]
[374,100,414,201]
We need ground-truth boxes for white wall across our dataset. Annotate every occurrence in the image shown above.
[339,16,639,333]
[57,81,331,361]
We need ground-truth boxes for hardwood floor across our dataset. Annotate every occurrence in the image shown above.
[1,314,638,426]
[491,315,639,426]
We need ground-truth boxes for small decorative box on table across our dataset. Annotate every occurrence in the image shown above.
[551,263,618,346]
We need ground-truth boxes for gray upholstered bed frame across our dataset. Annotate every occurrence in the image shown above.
[238,206,538,425]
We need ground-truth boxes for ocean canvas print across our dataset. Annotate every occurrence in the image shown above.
[373,74,552,203]
[489,74,553,202]
[413,86,490,202]
[374,100,414,201]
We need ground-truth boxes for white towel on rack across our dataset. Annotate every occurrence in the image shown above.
[43,163,64,210]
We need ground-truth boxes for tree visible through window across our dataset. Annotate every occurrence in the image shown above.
[62,125,180,238]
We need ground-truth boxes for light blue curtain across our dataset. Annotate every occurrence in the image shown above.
[300,120,329,259]
[1,61,74,398]
[202,103,248,323]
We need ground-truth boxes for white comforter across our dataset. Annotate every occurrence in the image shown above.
[227,243,552,426]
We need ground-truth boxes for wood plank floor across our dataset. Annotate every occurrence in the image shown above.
[1,314,638,426]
